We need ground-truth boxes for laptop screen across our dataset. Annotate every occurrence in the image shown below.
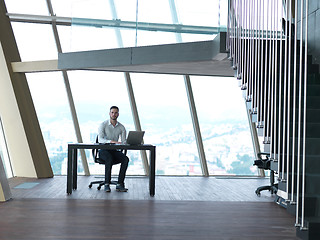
[126,131,145,145]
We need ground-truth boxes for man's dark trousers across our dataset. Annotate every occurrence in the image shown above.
[98,149,129,184]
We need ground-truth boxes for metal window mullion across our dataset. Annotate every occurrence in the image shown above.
[46,0,90,175]
[184,76,209,176]
[124,73,149,175]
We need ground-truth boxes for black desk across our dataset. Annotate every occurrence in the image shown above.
[67,143,156,196]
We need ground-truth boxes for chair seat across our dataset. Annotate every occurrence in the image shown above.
[254,159,270,169]
[95,158,105,164]
[89,135,127,190]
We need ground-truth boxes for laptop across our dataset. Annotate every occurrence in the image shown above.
[126,131,145,145]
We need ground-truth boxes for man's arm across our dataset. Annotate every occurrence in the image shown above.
[120,127,127,144]
[98,121,111,144]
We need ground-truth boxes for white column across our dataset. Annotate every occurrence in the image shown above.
[0,43,37,177]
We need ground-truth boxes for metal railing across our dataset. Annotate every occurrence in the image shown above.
[227,0,310,230]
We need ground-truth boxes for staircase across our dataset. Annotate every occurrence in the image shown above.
[227,0,320,239]
[270,39,320,240]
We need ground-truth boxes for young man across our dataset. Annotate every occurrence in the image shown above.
[98,106,129,192]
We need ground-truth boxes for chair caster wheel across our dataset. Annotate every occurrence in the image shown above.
[88,184,92,188]
[97,186,101,190]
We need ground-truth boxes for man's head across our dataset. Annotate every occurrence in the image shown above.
[109,106,119,121]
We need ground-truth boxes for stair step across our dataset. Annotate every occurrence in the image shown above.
[296,217,320,240]
[271,155,320,175]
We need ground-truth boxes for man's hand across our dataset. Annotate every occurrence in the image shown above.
[110,140,121,144]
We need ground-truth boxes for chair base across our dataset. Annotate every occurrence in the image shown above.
[255,183,278,196]
[88,180,118,190]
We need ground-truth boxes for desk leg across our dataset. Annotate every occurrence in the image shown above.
[72,149,78,190]
[149,148,155,196]
[67,146,73,194]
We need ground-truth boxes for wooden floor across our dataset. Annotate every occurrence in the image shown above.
[0,176,299,239]
[8,175,276,201]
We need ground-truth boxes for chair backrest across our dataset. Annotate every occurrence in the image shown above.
[92,136,105,164]
[92,135,127,164]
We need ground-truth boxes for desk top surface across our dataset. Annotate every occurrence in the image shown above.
[68,143,155,150]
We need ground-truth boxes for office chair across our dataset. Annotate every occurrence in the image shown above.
[253,152,278,196]
[88,136,126,190]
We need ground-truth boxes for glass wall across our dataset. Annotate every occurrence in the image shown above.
[191,76,256,175]
[11,22,57,61]
[26,72,76,175]
[131,73,200,175]
[4,0,258,176]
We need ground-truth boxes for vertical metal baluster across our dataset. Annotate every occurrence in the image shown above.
[247,0,252,102]
[228,0,232,58]
[301,0,309,230]
[238,0,241,79]
[256,0,261,124]
[263,0,269,142]
[291,0,298,204]
[252,0,256,112]
[238,0,242,78]
[234,0,238,70]
[271,0,278,160]
[238,0,241,70]
[233,0,237,65]
[251,0,255,107]
[267,0,273,147]
[227,0,230,51]
[241,0,245,83]
[295,0,304,227]
[259,0,265,128]
[273,0,280,163]
[230,0,234,63]
[269,0,275,158]
[243,1,248,89]
[285,0,293,201]
[281,0,289,182]
[240,0,244,81]
[253,0,258,114]
[277,0,284,179]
